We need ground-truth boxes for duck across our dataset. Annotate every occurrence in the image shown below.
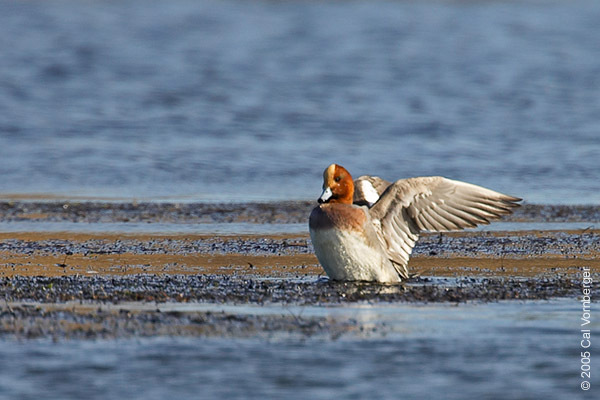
[309,163,521,283]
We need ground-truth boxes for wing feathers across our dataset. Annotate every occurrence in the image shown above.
[443,201,489,225]
[367,176,520,273]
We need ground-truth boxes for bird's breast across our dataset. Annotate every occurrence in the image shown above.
[309,203,367,232]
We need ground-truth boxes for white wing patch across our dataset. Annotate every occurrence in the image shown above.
[358,180,380,206]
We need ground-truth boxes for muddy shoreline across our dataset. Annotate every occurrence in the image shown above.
[2,273,597,340]
[1,300,361,340]
[1,230,598,278]
[1,201,599,224]
[1,201,598,339]
[2,274,596,304]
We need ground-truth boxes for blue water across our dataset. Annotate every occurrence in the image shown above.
[1,1,598,398]
[0,220,595,235]
[0,300,596,400]
[1,0,599,203]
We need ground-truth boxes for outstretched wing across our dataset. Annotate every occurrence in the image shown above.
[368,176,521,276]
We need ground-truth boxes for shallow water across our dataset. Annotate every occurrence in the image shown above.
[1,0,600,204]
[0,300,596,399]
[0,220,309,234]
[0,220,596,235]
[1,1,598,398]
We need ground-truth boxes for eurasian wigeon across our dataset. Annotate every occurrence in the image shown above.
[309,163,521,283]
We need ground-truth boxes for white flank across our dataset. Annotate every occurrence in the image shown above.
[309,227,400,283]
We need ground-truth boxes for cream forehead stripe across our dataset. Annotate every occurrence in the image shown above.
[325,164,336,177]
[324,164,337,184]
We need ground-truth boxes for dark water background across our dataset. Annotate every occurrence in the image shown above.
[1,0,599,203]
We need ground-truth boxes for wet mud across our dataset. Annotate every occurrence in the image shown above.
[0,230,598,278]
[2,273,597,340]
[1,201,598,339]
[0,301,360,340]
[1,274,595,304]
[1,201,599,224]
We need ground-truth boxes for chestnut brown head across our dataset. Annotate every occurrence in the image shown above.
[318,164,354,204]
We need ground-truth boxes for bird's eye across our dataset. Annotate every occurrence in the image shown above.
[334,176,341,183]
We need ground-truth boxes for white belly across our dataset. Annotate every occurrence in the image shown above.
[309,227,400,283]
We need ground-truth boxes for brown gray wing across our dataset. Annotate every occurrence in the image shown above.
[369,177,521,275]
[353,176,392,207]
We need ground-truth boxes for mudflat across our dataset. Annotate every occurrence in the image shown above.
[1,201,598,339]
